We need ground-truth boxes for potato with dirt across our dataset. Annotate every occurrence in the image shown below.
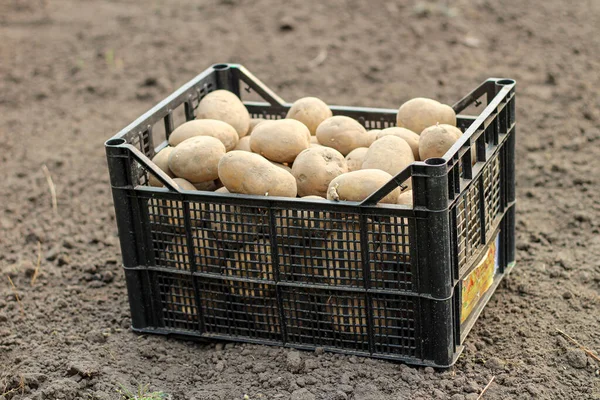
[327,169,400,204]
[195,89,250,138]
[418,124,462,160]
[218,151,297,197]
[291,147,348,197]
[397,97,456,134]
[148,147,175,187]
[376,127,420,160]
[286,97,333,135]
[316,116,368,155]
[344,147,369,172]
[250,119,311,163]
[168,136,226,183]
[168,119,239,151]
[362,135,415,176]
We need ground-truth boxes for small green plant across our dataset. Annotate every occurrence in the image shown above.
[116,383,169,400]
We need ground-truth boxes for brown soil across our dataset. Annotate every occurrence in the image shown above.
[1,0,599,399]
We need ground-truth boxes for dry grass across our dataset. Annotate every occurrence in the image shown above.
[476,375,495,399]
[556,328,600,364]
[41,164,58,216]
[6,276,25,317]
[30,241,42,286]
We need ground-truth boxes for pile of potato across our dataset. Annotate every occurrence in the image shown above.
[149,90,464,208]
[152,90,463,332]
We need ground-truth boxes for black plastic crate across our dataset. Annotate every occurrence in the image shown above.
[105,64,516,367]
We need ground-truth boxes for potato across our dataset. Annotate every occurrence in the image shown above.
[377,127,420,161]
[234,136,252,152]
[168,136,226,183]
[397,190,413,206]
[316,116,367,156]
[172,177,196,191]
[148,147,175,187]
[248,118,266,135]
[362,136,415,177]
[397,98,456,134]
[168,119,239,151]
[192,180,217,192]
[286,97,333,135]
[375,215,411,271]
[310,136,320,144]
[345,147,368,172]
[250,120,310,163]
[218,151,297,197]
[292,147,348,197]
[215,186,229,193]
[327,297,397,335]
[205,204,266,249]
[195,90,250,138]
[163,230,221,271]
[362,129,380,147]
[327,169,400,204]
[322,219,376,283]
[225,239,274,297]
[419,124,462,161]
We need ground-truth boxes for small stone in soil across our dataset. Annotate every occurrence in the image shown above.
[314,347,324,355]
[562,291,573,299]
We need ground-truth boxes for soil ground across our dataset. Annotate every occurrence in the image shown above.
[1,0,599,399]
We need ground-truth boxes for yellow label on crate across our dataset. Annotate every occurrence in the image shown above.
[461,238,498,323]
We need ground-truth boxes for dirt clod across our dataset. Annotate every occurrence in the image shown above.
[291,388,315,400]
[286,351,304,373]
[565,349,588,369]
